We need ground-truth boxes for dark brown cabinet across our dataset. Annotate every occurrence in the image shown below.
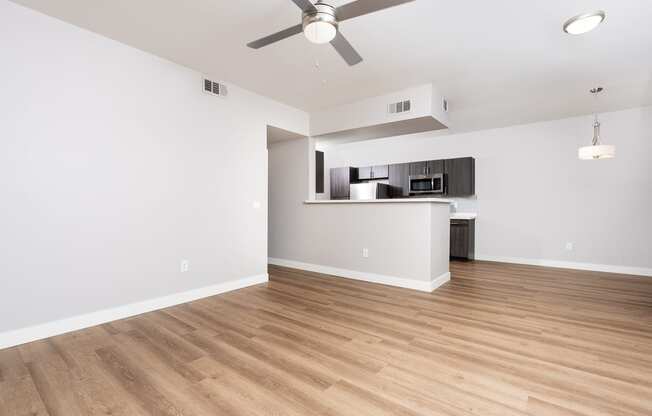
[427,160,444,175]
[358,165,389,180]
[409,161,427,176]
[330,167,358,199]
[445,157,475,196]
[389,163,410,198]
[315,151,324,194]
[450,219,475,259]
[409,160,444,176]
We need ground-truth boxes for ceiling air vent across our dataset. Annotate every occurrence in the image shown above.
[388,99,411,114]
[203,78,228,97]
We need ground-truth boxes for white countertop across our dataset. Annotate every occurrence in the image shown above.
[304,198,452,204]
[450,212,477,220]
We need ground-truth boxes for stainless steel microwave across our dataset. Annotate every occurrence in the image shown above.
[409,173,444,195]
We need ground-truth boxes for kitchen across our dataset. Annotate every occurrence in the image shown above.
[268,76,647,293]
[322,155,477,261]
[268,84,475,292]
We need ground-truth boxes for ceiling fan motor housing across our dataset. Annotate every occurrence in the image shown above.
[302,2,338,33]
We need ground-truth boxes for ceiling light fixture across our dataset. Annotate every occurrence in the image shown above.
[303,3,337,44]
[578,87,615,160]
[563,11,606,35]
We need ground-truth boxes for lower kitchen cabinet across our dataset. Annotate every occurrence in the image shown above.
[450,219,475,259]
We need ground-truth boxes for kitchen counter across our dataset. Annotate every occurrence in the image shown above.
[450,212,477,220]
[271,199,451,293]
[305,198,452,204]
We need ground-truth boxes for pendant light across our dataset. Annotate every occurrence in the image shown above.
[578,87,615,160]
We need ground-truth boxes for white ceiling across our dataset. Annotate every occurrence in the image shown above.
[12,0,652,132]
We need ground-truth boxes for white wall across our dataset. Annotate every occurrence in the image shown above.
[0,0,308,339]
[322,106,652,274]
[268,138,312,260]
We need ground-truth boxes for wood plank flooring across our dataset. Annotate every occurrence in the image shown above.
[1,260,651,415]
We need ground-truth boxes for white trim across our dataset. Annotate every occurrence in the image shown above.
[475,254,652,277]
[268,257,450,292]
[430,271,451,291]
[0,274,268,350]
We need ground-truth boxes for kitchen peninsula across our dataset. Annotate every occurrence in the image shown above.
[269,198,451,292]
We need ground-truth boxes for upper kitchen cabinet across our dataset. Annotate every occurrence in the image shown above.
[389,163,410,197]
[372,164,389,179]
[358,166,372,180]
[445,157,475,196]
[409,161,427,176]
[330,167,358,200]
[409,160,444,176]
[358,165,389,180]
[427,160,445,175]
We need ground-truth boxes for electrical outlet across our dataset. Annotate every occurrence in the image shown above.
[565,242,574,251]
[362,248,369,258]
[180,259,189,273]
[252,201,261,209]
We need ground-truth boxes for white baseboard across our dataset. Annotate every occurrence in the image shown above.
[268,257,450,293]
[475,254,652,277]
[430,271,451,291]
[0,274,268,350]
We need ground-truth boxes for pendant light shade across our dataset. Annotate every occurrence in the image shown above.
[578,144,615,160]
[578,87,615,160]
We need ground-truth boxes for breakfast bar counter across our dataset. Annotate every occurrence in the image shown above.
[269,199,451,292]
[304,198,452,204]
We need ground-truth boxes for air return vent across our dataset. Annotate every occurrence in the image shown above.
[388,99,411,114]
[203,78,228,97]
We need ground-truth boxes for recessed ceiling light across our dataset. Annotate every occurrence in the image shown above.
[563,11,606,35]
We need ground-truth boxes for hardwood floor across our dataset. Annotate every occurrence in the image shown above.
[1,260,651,416]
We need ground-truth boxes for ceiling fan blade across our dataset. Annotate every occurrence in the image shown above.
[247,24,303,49]
[336,0,415,22]
[330,31,363,66]
[290,0,317,12]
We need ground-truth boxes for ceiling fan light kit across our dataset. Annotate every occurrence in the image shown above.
[303,3,338,44]
[247,0,415,66]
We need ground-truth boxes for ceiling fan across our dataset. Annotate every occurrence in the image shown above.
[247,0,416,66]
